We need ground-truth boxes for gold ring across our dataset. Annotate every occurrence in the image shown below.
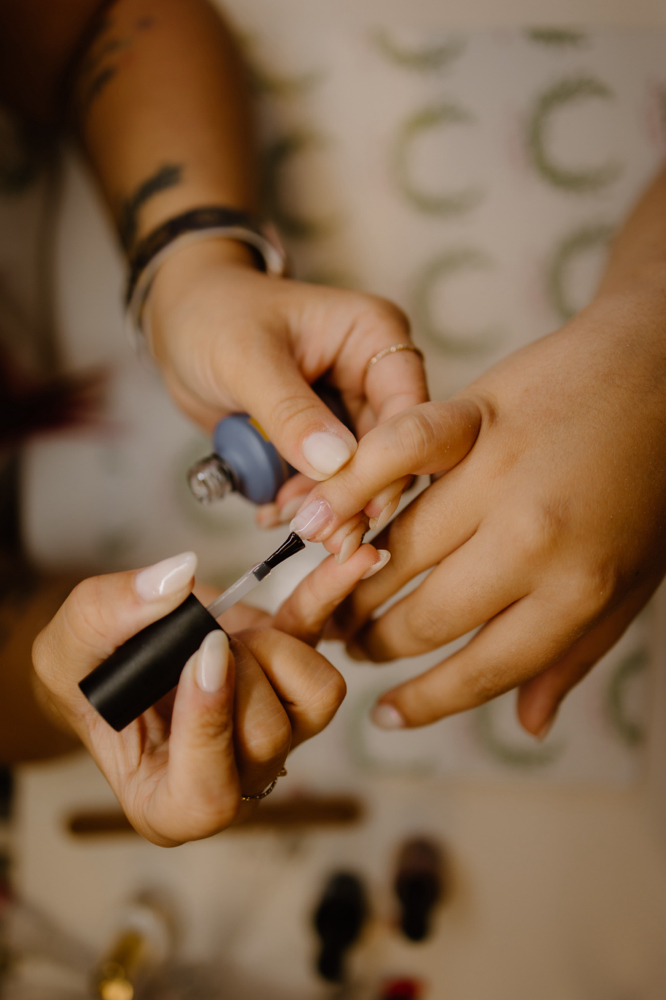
[365,343,424,376]
[241,767,287,802]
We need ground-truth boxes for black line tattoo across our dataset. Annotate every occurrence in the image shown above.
[119,164,184,251]
[77,7,157,119]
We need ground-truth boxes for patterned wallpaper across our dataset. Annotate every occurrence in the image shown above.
[6,20,665,786]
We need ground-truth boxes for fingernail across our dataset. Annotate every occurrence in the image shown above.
[256,503,280,529]
[135,552,197,602]
[535,713,556,742]
[302,432,355,477]
[368,496,400,532]
[336,525,364,565]
[196,630,229,693]
[346,639,367,662]
[371,702,405,729]
[290,498,334,539]
[278,495,308,524]
[361,549,391,580]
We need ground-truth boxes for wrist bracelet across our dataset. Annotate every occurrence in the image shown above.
[124,206,287,349]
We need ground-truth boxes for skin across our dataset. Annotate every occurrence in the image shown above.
[0,0,423,765]
[32,541,384,846]
[288,164,666,739]
[0,0,428,504]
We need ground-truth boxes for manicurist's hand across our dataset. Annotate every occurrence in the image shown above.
[147,238,428,527]
[32,542,386,847]
[285,168,666,739]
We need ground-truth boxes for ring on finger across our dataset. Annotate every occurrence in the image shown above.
[365,343,424,378]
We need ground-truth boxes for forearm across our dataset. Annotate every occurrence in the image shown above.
[72,0,257,253]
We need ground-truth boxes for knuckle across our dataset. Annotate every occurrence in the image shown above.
[270,393,321,434]
[393,408,441,469]
[562,563,618,620]
[465,662,507,704]
[507,501,570,567]
[357,294,411,335]
[403,601,445,646]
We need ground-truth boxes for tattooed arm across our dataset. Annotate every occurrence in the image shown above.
[0,0,428,545]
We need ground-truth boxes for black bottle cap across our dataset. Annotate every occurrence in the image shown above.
[79,594,222,732]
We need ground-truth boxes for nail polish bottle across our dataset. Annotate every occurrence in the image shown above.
[394,838,446,943]
[93,894,174,1000]
[312,872,368,983]
[188,379,351,506]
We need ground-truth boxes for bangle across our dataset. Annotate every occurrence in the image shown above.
[124,206,287,348]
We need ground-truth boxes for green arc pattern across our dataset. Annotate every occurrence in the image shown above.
[413,248,503,356]
[347,687,436,777]
[526,28,588,48]
[473,702,565,769]
[527,75,622,193]
[373,28,465,72]
[394,103,483,216]
[261,132,336,240]
[548,222,613,323]
[605,649,647,748]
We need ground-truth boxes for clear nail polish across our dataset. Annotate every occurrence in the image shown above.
[361,549,391,579]
[290,498,334,539]
[135,552,197,602]
[336,527,363,565]
[368,496,400,532]
[278,496,309,524]
[371,703,406,729]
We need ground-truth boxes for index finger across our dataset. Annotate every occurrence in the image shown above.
[289,400,482,542]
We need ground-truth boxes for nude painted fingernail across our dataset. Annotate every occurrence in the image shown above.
[346,639,367,662]
[135,552,197,602]
[278,495,309,524]
[368,496,400,532]
[290,498,334,539]
[535,713,557,742]
[371,703,405,729]
[361,549,391,580]
[336,526,363,565]
[196,630,229,693]
[302,432,355,477]
[256,503,281,529]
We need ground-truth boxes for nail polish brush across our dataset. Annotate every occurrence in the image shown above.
[79,532,305,732]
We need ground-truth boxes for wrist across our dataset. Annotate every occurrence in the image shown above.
[146,237,259,326]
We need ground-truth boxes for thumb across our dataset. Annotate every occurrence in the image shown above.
[141,630,241,845]
[33,552,198,702]
[287,399,482,542]
[232,339,358,481]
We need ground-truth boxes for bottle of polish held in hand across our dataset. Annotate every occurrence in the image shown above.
[187,380,351,506]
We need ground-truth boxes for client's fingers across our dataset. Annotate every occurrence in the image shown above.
[289,400,482,542]
[272,544,385,646]
[354,532,531,662]
[140,631,240,846]
[239,627,347,748]
[370,591,587,729]
[517,580,658,737]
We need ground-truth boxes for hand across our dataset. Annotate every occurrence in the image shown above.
[32,542,387,846]
[285,283,666,738]
[146,240,428,525]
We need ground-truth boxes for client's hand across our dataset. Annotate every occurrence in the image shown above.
[32,543,385,847]
[285,285,666,739]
